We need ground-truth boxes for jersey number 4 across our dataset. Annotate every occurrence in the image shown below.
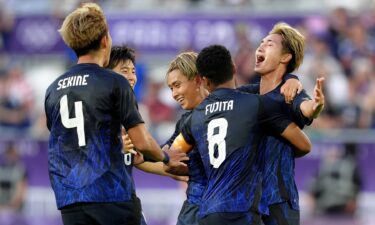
[207,118,228,168]
[60,95,86,147]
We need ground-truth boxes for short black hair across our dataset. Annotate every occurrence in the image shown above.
[106,45,136,69]
[196,45,234,86]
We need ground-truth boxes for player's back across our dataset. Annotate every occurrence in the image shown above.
[183,88,265,217]
[45,63,142,209]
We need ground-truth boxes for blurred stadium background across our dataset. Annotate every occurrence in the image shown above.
[1,0,375,224]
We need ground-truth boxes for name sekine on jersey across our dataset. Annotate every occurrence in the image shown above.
[205,100,234,115]
[57,74,90,90]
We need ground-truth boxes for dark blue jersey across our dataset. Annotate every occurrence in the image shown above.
[163,111,207,206]
[238,80,312,212]
[180,88,291,218]
[45,63,144,209]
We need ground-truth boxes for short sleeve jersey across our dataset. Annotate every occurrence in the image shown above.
[44,63,144,209]
[180,88,291,218]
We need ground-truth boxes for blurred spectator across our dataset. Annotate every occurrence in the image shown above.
[366,4,375,39]
[0,66,33,137]
[0,0,15,52]
[233,23,256,86]
[326,7,352,60]
[144,82,175,124]
[359,80,375,128]
[308,143,362,218]
[341,57,374,128]
[299,34,349,128]
[0,142,28,225]
[337,20,375,76]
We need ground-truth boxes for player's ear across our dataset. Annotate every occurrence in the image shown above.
[281,53,292,64]
[232,60,237,75]
[201,76,211,91]
[101,33,110,50]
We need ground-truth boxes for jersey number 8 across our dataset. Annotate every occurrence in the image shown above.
[207,118,228,168]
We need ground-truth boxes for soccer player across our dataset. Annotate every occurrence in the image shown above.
[107,45,137,89]
[164,52,208,225]
[106,45,188,180]
[106,45,151,225]
[172,45,311,225]
[116,51,207,225]
[44,4,187,225]
[238,22,324,225]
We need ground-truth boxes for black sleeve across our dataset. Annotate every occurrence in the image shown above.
[258,95,292,135]
[162,112,192,147]
[292,89,313,126]
[180,113,195,146]
[44,88,51,131]
[115,75,144,130]
[237,84,259,94]
[282,73,299,82]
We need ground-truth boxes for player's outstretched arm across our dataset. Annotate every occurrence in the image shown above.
[127,124,189,164]
[122,132,188,179]
[281,122,312,157]
[300,77,325,119]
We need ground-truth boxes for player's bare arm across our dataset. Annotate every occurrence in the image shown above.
[122,132,189,180]
[137,161,189,181]
[127,123,189,166]
[281,122,312,157]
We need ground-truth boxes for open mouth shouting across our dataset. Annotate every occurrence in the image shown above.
[256,55,265,66]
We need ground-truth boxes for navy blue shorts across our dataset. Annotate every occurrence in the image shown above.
[177,200,199,225]
[61,197,142,225]
[262,201,300,225]
[199,211,261,225]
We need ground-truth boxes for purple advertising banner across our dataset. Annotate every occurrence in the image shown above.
[5,14,306,54]
[0,140,374,192]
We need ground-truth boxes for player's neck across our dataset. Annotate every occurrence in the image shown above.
[77,53,106,67]
[259,68,285,95]
[213,79,236,91]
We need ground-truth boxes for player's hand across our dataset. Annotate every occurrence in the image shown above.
[122,130,137,155]
[312,77,325,118]
[280,78,303,104]
[163,145,189,165]
[133,151,144,165]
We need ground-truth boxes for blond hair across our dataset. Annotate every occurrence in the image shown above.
[58,3,108,56]
[167,52,198,80]
[270,22,305,73]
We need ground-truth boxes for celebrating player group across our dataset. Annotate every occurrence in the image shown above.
[44,3,324,225]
